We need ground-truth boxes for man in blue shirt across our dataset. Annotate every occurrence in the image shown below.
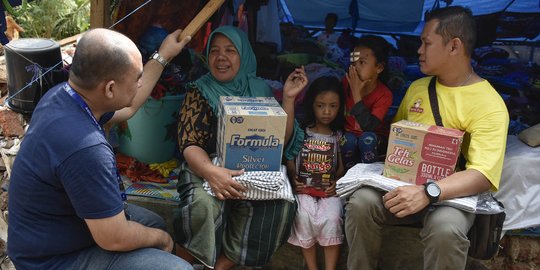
[8,28,193,270]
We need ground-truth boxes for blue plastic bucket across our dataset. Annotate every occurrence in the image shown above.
[118,95,184,163]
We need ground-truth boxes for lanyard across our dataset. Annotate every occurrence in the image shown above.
[63,84,128,205]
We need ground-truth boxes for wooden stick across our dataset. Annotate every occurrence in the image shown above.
[179,0,226,41]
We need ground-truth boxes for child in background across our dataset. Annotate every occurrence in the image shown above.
[316,13,351,69]
[316,13,340,49]
[286,76,345,270]
[342,35,393,170]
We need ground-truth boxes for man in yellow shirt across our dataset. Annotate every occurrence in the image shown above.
[345,6,509,270]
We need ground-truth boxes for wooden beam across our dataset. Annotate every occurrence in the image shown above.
[90,0,111,28]
[58,33,83,47]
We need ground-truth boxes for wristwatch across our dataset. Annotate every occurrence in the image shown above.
[423,181,441,204]
[149,51,168,68]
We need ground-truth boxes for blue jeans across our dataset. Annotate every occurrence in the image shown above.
[68,204,193,270]
[342,131,378,170]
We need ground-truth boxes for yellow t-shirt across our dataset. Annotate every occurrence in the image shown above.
[394,77,509,190]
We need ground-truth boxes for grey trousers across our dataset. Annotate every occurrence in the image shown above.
[344,187,475,270]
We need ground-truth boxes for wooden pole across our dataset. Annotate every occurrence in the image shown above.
[90,0,111,28]
[179,0,226,41]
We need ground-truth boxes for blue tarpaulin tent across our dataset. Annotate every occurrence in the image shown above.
[279,0,540,42]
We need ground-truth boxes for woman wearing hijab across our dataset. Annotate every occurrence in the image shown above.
[174,26,308,270]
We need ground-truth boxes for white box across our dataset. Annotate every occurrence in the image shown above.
[217,96,287,171]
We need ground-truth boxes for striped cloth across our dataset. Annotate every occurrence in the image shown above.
[203,160,295,203]
[174,162,297,267]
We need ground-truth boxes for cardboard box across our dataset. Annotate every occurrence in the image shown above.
[383,120,464,185]
[217,96,286,171]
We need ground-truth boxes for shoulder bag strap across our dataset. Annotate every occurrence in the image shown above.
[428,76,467,170]
[428,76,443,127]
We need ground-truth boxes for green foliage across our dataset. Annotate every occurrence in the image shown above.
[12,0,90,40]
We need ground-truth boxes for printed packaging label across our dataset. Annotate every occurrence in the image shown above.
[217,96,286,171]
[297,139,336,197]
[383,120,464,185]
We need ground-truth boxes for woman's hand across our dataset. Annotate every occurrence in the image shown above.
[283,66,308,101]
[346,65,371,103]
[205,166,247,201]
[325,181,337,197]
[282,67,307,144]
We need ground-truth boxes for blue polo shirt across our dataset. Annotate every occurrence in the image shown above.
[7,83,123,270]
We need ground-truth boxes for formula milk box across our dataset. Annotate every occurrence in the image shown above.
[383,120,465,185]
[217,96,287,171]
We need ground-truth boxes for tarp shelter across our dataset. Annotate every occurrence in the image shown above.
[93,1,540,44]
[280,0,540,43]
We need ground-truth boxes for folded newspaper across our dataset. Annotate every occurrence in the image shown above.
[203,158,295,203]
[336,163,481,213]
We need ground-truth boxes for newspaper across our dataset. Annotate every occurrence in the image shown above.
[336,163,478,213]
